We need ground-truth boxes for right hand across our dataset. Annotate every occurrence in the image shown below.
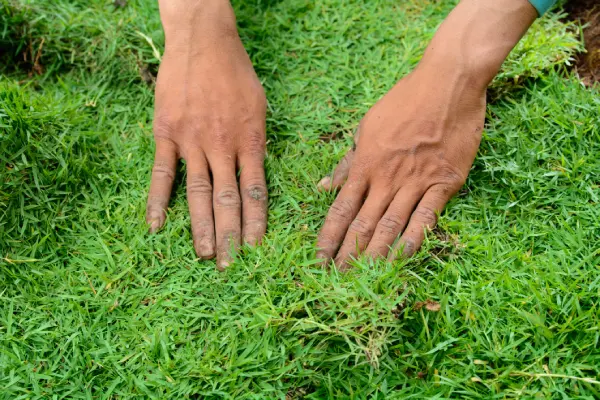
[316,68,485,268]
[146,1,268,270]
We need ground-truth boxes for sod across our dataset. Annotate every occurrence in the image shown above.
[1,0,599,398]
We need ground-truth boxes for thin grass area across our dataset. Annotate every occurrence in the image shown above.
[1,0,599,398]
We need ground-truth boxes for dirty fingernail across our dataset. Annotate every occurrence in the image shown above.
[338,261,352,272]
[318,176,330,189]
[217,259,230,271]
[401,240,416,258]
[244,235,258,247]
[315,252,330,267]
[195,238,215,259]
[148,219,161,233]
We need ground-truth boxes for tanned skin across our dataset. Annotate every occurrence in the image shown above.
[147,0,267,270]
[147,0,538,269]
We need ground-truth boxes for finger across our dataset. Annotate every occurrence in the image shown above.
[210,155,242,270]
[238,152,268,246]
[334,187,394,269]
[333,195,390,268]
[146,138,177,233]
[388,184,452,260]
[318,127,361,191]
[365,186,423,259]
[185,148,215,259]
[316,177,368,264]
[318,150,354,192]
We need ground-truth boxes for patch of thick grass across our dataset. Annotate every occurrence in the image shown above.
[0,81,108,261]
[1,0,599,398]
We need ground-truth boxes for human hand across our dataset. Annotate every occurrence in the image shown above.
[316,68,485,267]
[315,0,537,268]
[146,0,267,270]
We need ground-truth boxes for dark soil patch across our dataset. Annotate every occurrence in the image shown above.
[565,0,600,85]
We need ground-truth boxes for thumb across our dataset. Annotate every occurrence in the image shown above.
[318,127,360,192]
[318,149,355,192]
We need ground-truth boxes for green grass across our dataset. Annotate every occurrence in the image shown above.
[1,0,599,398]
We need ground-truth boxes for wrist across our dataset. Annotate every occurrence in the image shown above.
[416,0,537,91]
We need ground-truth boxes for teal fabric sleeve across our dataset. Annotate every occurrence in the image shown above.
[528,0,558,16]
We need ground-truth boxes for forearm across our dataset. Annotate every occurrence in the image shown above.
[417,0,538,91]
[158,0,238,51]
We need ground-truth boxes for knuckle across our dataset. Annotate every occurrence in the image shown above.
[216,186,241,208]
[327,198,355,222]
[153,116,177,139]
[430,184,453,198]
[152,161,175,180]
[412,206,437,227]
[187,175,212,197]
[210,120,233,148]
[192,219,213,232]
[317,233,337,250]
[244,218,266,232]
[242,132,266,155]
[440,165,466,187]
[244,184,267,202]
[349,216,374,238]
[378,214,405,235]
[379,163,399,181]
[147,195,168,207]
[213,133,231,149]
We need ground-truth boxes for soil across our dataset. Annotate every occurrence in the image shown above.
[565,0,600,86]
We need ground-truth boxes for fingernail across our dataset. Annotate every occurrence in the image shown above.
[244,235,258,247]
[318,176,330,188]
[195,238,215,259]
[402,240,416,258]
[217,259,230,271]
[148,218,160,233]
[316,253,330,268]
[338,261,352,272]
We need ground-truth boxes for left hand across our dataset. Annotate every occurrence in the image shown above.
[316,67,486,268]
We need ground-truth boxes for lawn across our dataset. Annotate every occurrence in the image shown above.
[1,0,599,398]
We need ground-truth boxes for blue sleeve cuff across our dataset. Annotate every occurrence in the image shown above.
[528,0,558,16]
